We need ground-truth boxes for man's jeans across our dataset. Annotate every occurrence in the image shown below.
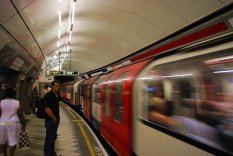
[44,119,59,156]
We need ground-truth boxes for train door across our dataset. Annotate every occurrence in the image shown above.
[91,76,105,131]
[101,75,115,144]
[67,82,71,100]
[112,71,131,156]
[80,80,87,110]
[83,83,89,118]
[82,78,93,119]
[74,80,82,107]
[86,76,99,121]
[86,79,92,120]
[79,82,83,109]
[70,84,74,104]
[75,88,79,106]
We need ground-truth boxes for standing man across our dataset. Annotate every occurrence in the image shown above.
[43,80,61,156]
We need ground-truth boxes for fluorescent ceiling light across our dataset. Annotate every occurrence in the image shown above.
[204,55,233,64]
[68,31,72,42]
[58,10,62,26]
[138,77,154,80]
[58,29,61,39]
[214,69,233,73]
[162,74,193,78]
[71,2,76,25]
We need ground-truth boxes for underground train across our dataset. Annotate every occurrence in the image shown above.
[60,12,233,156]
[60,42,233,156]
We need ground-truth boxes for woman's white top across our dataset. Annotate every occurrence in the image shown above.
[0,99,20,123]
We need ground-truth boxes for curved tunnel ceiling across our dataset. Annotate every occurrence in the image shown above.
[0,0,233,74]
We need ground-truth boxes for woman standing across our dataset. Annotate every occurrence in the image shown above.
[31,87,39,114]
[0,88,25,156]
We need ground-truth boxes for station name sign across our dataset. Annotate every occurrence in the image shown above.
[47,70,79,76]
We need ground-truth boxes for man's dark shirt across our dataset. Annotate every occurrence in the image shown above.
[44,91,60,120]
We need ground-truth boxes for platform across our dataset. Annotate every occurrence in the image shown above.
[15,102,108,156]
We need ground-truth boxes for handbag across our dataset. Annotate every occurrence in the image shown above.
[18,130,30,148]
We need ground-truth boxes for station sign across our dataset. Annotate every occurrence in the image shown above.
[65,70,79,75]
[47,70,79,76]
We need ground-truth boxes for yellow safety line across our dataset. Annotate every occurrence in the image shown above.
[77,122,96,156]
[72,119,83,122]
[61,103,96,156]
[72,120,83,123]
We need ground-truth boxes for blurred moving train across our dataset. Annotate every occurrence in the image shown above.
[60,10,233,156]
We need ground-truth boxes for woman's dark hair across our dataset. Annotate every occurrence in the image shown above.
[4,88,16,98]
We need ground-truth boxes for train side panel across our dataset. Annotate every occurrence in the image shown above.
[101,59,152,156]
[74,80,84,107]
[82,76,99,120]
[133,41,233,155]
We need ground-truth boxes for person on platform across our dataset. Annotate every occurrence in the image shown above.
[0,88,25,156]
[43,80,61,156]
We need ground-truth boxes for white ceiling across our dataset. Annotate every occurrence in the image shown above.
[0,0,233,74]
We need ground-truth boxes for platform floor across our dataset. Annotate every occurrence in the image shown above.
[13,102,107,156]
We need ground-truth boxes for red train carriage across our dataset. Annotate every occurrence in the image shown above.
[81,76,99,120]
[100,59,152,156]
[61,9,233,155]
[67,80,78,105]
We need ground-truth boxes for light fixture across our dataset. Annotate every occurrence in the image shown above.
[58,29,61,39]
[66,45,69,51]
[58,10,62,26]
[71,1,76,25]
[214,69,233,73]
[162,74,193,78]
[68,31,72,42]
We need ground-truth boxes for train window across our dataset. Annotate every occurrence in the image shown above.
[80,84,84,96]
[137,49,233,154]
[104,76,114,116]
[114,72,129,123]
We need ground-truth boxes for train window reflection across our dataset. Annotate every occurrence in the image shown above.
[104,76,114,116]
[139,51,233,153]
[92,77,105,104]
